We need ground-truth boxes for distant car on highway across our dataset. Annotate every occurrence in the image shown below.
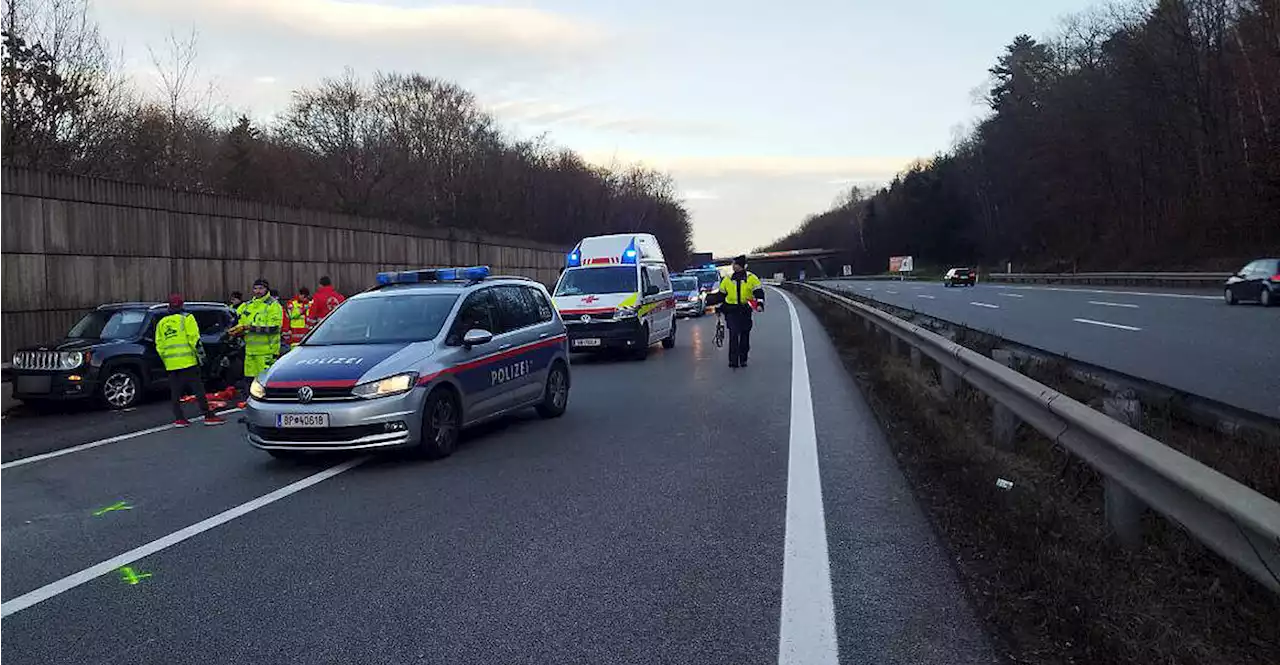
[671,275,707,317]
[243,266,571,460]
[943,267,977,287]
[1223,258,1279,307]
[9,301,241,410]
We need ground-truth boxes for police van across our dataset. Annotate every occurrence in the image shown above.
[243,266,571,460]
[552,233,676,359]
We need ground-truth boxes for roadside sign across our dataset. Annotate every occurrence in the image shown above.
[889,256,914,273]
[774,272,785,281]
[842,265,852,276]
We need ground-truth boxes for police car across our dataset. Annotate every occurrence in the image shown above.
[243,266,571,460]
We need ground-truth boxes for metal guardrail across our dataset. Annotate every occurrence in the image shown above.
[788,280,1280,595]
[989,272,1230,286]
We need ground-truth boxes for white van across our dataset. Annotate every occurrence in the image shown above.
[552,233,677,359]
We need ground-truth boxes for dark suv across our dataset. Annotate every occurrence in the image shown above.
[1224,258,1279,307]
[8,302,243,410]
[943,267,976,287]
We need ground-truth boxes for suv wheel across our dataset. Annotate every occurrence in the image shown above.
[416,388,460,459]
[1224,287,1238,306]
[1262,288,1274,308]
[536,362,570,418]
[100,367,141,410]
[662,318,677,349]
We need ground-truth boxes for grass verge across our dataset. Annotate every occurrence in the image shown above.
[798,289,1280,665]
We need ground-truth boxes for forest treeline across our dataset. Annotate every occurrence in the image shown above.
[1,0,693,268]
[765,0,1280,273]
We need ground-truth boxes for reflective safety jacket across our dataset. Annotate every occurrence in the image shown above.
[240,295,283,358]
[285,297,310,343]
[155,312,201,371]
[717,272,765,309]
[306,285,346,327]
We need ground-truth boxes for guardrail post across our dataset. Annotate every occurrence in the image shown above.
[939,367,960,397]
[910,346,922,371]
[889,334,902,357]
[990,350,1020,449]
[1103,394,1147,548]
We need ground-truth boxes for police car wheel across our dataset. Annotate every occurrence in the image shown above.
[417,389,460,459]
[662,319,677,349]
[536,362,570,418]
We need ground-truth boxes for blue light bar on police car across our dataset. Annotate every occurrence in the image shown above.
[376,266,491,285]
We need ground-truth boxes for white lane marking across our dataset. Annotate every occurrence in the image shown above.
[1,408,244,470]
[1088,300,1139,309]
[911,286,923,290]
[998,285,1218,300]
[775,289,839,664]
[863,287,874,291]
[1073,318,1142,331]
[0,456,367,617]
[885,290,899,294]
[970,301,1000,309]
[997,293,1024,298]
[917,294,936,300]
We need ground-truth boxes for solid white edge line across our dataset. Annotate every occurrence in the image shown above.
[0,455,367,618]
[970,301,1000,309]
[1073,318,1142,331]
[997,293,1024,298]
[773,288,839,664]
[1000,285,1218,300]
[1,408,244,470]
[1087,300,1139,309]
[917,295,936,299]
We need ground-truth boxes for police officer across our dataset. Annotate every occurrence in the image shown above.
[236,279,284,400]
[155,294,225,427]
[710,256,765,368]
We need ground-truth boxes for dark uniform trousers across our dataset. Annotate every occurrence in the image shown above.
[722,304,754,365]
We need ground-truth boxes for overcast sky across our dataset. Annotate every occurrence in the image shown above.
[93,0,1090,256]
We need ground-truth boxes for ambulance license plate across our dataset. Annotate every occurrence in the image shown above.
[573,338,602,348]
[278,413,329,428]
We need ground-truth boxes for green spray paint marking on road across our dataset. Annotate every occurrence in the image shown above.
[92,501,133,516]
[117,567,152,585]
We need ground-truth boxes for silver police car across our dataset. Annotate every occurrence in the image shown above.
[243,266,571,460]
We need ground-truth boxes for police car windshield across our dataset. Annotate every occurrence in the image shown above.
[671,277,698,291]
[67,310,149,340]
[305,294,458,345]
[692,271,719,287]
[555,266,637,296]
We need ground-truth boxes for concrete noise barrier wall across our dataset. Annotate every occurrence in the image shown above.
[1,168,568,357]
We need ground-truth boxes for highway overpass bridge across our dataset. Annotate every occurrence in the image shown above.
[711,248,845,279]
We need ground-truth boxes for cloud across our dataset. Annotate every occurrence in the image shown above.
[485,98,729,136]
[111,0,607,53]
[252,76,278,85]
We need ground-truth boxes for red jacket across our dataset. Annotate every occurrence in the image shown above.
[306,285,346,327]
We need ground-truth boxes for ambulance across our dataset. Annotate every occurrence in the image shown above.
[553,233,677,359]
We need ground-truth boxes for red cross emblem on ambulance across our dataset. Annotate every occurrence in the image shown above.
[582,295,599,304]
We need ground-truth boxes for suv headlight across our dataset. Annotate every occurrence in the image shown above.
[59,352,86,370]
[352,373,417,399]
[249,378,266,400]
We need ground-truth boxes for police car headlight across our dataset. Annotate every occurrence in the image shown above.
[352,373,417,399]
[687,294,700,302]
[249,378,266,400]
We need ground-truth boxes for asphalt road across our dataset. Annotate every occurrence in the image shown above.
[0,289,994,665]
[816,279,1280,419]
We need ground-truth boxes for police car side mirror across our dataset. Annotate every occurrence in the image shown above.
[461,329,493,349]
[645,285,660,296]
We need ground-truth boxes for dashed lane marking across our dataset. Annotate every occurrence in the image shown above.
[1,456,367,617]
[970,301,1000,309]
[1088,300,1139,309]
[1073,318,1142,332]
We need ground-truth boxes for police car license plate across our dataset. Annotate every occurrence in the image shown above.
[573,338,602,347]
[277,413,329,428]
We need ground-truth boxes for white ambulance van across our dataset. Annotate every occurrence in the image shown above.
[552,233,677,359]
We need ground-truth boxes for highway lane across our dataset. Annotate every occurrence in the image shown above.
[0,290,993,665]
[815,279,1280,418]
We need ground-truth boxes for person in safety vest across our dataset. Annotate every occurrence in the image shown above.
[234,278,284,403]
[155,294,225,427]
[706,255,765,368]
[285,287,312,345]
[306,275,346,328]
[228,291,246,319]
